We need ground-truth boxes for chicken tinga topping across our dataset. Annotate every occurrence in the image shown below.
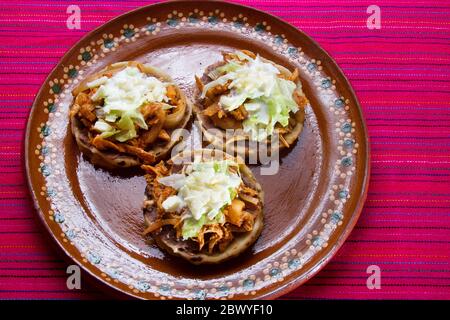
[196,50,308,144]
[142,158,261,253]
[70,63,187,163]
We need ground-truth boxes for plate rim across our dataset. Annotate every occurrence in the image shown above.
[24,0,370,300]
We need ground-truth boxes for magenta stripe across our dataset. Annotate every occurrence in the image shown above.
[0,0,449,300]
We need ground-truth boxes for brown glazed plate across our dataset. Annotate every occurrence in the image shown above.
[25,0,369,300]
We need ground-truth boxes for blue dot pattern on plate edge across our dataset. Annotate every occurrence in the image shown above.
[81,51,91,62]
[335,98,344,108]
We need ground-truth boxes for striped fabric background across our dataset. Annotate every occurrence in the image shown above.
[0,0,449,300]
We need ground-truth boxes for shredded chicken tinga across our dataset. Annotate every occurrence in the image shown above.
[142,157,262,254]
[195,50,308,148]
[70,61,188,166]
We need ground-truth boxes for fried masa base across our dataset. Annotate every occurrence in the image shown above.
[194,56,306,160]
[70,61,192,170]
[143,149,264,265]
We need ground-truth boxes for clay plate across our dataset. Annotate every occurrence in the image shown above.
[25,0,369,299]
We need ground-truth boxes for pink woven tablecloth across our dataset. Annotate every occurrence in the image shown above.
[0,0,449,300]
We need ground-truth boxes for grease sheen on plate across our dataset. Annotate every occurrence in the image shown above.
[25,0,369,299]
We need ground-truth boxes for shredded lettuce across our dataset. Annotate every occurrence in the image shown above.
[181,215,206,240]
[202,51,301,141]
[216,60,241,74]
[161,195,184,213]
[93,119,113,132]
[93,120,117,139]
[243,78,298,141]
[158,160,241,240]
[87,76,108,88]
[89,66,169,142]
